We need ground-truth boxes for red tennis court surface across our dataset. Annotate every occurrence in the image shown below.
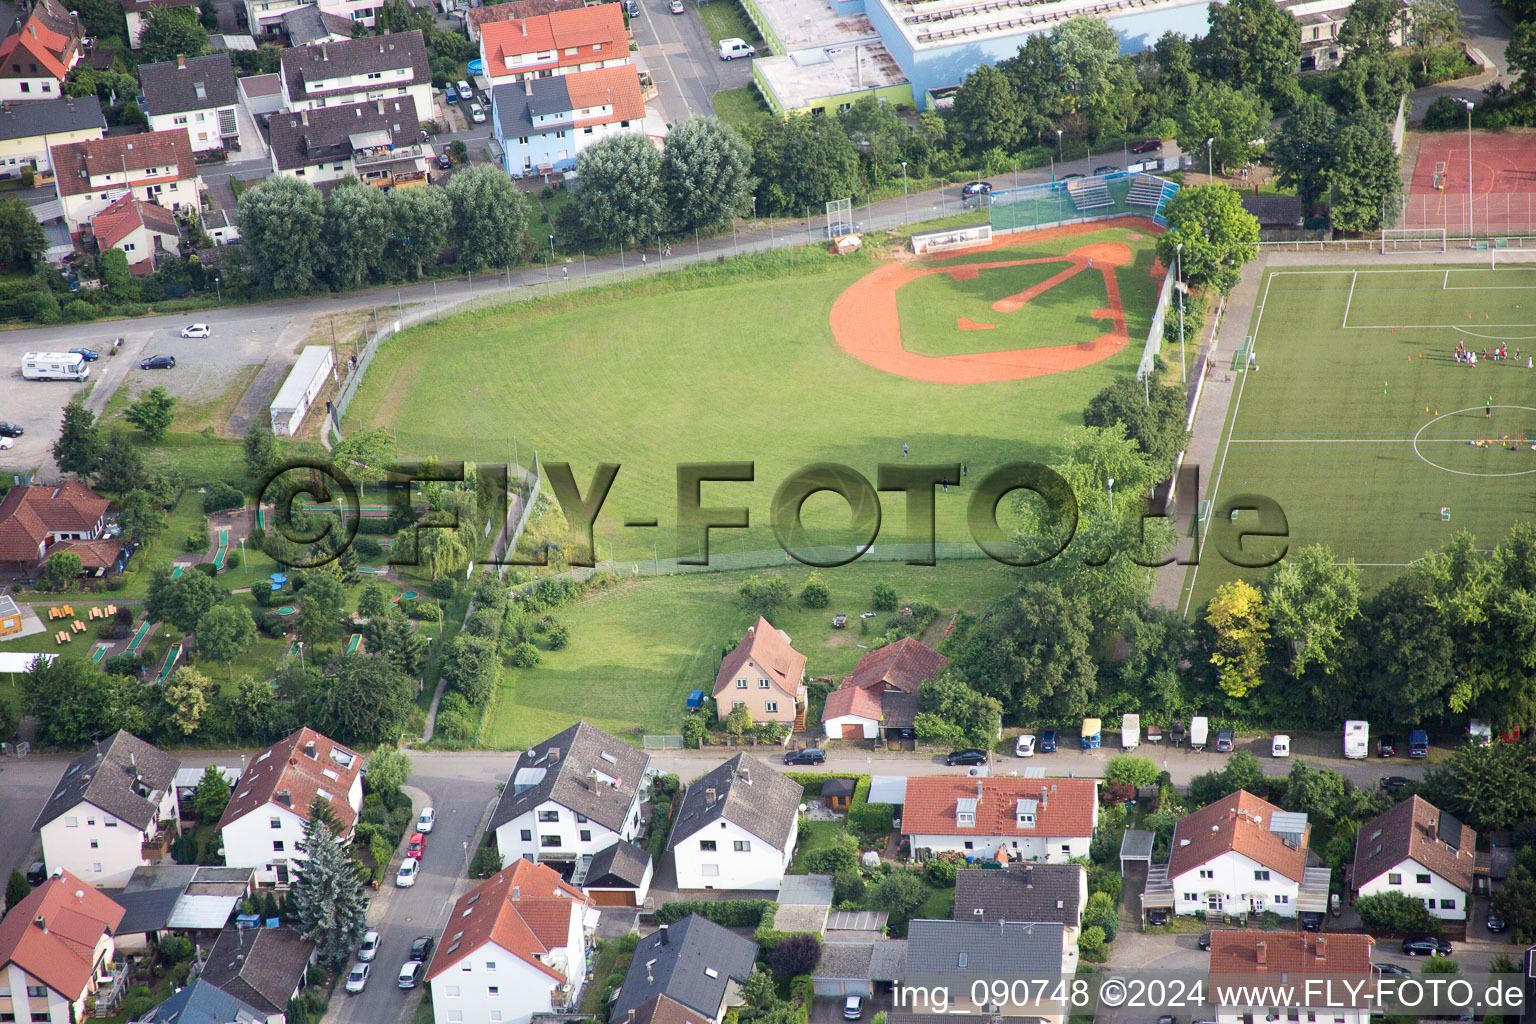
[1401,131,1536,234]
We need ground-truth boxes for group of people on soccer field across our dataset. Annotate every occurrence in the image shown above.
[1454,340,1529,367]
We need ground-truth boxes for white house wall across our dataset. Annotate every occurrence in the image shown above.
[147,106,233,152]
[1356,858,1467,920]
[38,794,176,888]
[494,794,641,868]
[221,803,310,884]
[822,714,878,740]
[1169,850,1302,918]
[673,816,787,891]
[909,832,1090,863]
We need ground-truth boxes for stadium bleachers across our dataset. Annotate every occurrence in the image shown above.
[1127,176,1165,207]
[1067,179,1112,212]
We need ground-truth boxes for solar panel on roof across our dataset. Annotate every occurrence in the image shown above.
[1437,811,1463,849]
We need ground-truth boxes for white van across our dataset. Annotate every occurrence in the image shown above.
[22,351,89,381]
[718,37,755,60]
[1271,734,1290,758]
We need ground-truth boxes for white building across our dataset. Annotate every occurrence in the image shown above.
[667,754,801,891]
[477,5,629,85]
[49,128,198,235]
[269,346,335,436]
[0,94,103,179]
[902,776,1099,863]
[0,873,127,1024]
[266,99,432,189]
[490,66,647,178]
[488,721,651,869]
[425,859,597,1024]
[0,0,83,102]
[1209,931,1375,1024]
[1352,795,1475,922]
[279,32,434,125]
[217,728,362,887]
[1160,790,1318,920]
[32,730,181,888]
[138,54,240,154]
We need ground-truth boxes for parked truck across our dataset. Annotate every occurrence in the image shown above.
[1122,713,1140,749]
[1344,720,1369,759]
[1081,717,1101,749]
[22,351,89,381]
[1190,716,1208,751]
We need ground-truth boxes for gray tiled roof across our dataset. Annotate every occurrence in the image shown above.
[952,863,1085,927]
[610,916,757,1023]
[666,754,801,853]
[813,942,873,981]
[266,97,417,171]
[199,928,314,1016]
[491,77,569,143]
[904,920,1064,977]
[489,722,649,834]
[0,94,103,142]
[586,840,651,889]
[115,885,183,935]
[280,4,354,45]
[33,730,179,832]
[280,30,430,106]
[141,979,265,1024]
[139,54,238,116]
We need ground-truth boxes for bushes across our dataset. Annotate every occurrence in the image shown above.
[850,802,894,835]
[353,536,382,558]
[429,577,456,601]
[1355,891,1435,934]
[655,899,775,927]
[202,480,245,513]
[832,867,865,904]
[800,572,830,608]
[766,933,821,976]
[804,829,859,874]
[871,582,898,611]
[923,856,959,887]
[511,641,541,668]
[544,619,571,650]
[186,528,209,551]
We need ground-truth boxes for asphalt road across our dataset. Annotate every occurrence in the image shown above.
[629,0,751,122]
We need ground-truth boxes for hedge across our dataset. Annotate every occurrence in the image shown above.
[654,899,775,927]
[783,771,872,815]
[850,802,893,834]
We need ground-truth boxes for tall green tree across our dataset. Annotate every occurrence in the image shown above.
[5,869,31,914]
[244,419,277,481]
[661,115,754,233]
[329,426,396,486]
[290,798,368,965]
[1511,21,1536,99]
[573,134,666,246]
[1155,184,1260,295]
[125,386,177,441]
[95,430,147,498]
[161,665,214,736]
[945,582,1098,719]
[913,673,1003,749]
[1271,97,1337,212]
[238,177,326,292]
[747,115,861,218]
[190,764,232,820]
[117,489,165,547]
[364,745,412,797]
[1264,545,1361,677]
[1406,0,1460,74]
[42,551,83,589]
[197,603,258,678]
[0,197,46,274]
[231,672,294,743]
[53,401,102,478]
[1083,375,1189,478]
[1198,0,1302,108]
[997,33,1068,140]
[1358,566,1457,725]
[146,566,220,634]
[324,182,391,288]
[1338,0,1405,59]
[384,185,451,279]
[1176,82,1271,176]
[307,653,413,745]
[20,657,148,746]
[1334,50,1410,116]
[1205,580,1270,698]
[1328,112,1401,233]
[139,7,207,62]
[949,64,1024,154]
[1422,741,1536,831]
[445,164,530,271]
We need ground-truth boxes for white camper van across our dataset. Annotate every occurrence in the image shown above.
[1122,713,1140,749]
[1190,716,1209,751]
[1344,720,1369,759]
[22,352,90,381]
[1271,734,1291,757]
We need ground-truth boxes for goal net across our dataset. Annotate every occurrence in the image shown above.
[1490,247,1536,269]
[1380,227,1447,254]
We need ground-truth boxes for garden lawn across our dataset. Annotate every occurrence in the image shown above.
[347,233,1148,562]
[482,558,1017,749]
[697,0,764,49]
[788,820,846,874]
[711,86,767,125]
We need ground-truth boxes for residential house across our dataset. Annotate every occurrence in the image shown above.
[609,915,758,1024]
[139,54,239,153]
[478,5,628,85]
[667,754,801,891]
[1278,0,1406,72]
[91,194,181,274]
[464,0,585,43]
[0,93,102,178]
[822,636,946,741]
[278,32,433,124]
[122,0,197,49]
[32,729,180,887]
[1154,790,1321,920]
[197,928,315,1024]
[244,0,385,38]
[425,859,597,1024]
[810,939,907,1000]
[50,128,198,235]
[490,65,644,178]
[216,727,363,886]
[902,776,1100,863]
[953,862,1087,945]
[580,839,653,907]
[280,5,357,46]
[0,0,83,101]
[114,865,254,953]
[0,872,128,1022]
[1351,795,1475,922]
[135,978,268,1024]
[711,616,806,729]
[1208,931,1374,1024]
[902,919,1073,1021]
[488,721,651,870]
[266,98,431,188]
[0,480,121,575]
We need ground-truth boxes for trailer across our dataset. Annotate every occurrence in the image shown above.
[1121,713,1140,749]
[22,351,89,381]
[1344,720,1369,759]
[1081,717,1101,749]
[1190,716,1208,751]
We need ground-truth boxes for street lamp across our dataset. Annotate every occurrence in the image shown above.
[1206,137,1214,180]
[213,274,221,304]
[1176,241,1185,384]
[1460,99,1474,240]
[548,234,555,258]
[1107,477,1115,515]
[900,161,909,224]
[1056,129,1063,163]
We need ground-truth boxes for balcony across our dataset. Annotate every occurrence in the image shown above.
[353,142,427,169]
[91,964,128,1017]
[141,828,172,861]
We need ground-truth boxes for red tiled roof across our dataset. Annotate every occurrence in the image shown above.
[843,637,947,694]
[467,0,585,36]
[902,776,1099,838]
[712,616,806,699]
[47,538,125,570]
[0,872,125,999]
[1168,791,1310,883]
[0,0,80,81]
[217,728,361,834]
[0,481,109,565]
[482,4,625,73]
[1209,931,1373,985]
[91,194,178,251]
[50,128,195,198]
[621,994,714,1024]
[1353,795,1476,894]
[822,683,883,722]
[563,64,644,126]
[427,859,589,983]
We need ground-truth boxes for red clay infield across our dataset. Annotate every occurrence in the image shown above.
[829,218,1164,385]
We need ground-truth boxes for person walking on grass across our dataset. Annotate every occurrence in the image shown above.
[1487,396,1493,418]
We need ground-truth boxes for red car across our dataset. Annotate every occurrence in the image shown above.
[1130,138,1162,154]
[407,832,426,858]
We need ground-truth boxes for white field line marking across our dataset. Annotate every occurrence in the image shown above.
[1342,269,1357,328]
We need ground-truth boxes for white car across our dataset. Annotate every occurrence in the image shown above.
[718,37,755,60]
[1014,733,1036,757]
[468,102,486,123]
[181,323,211,338]
[0,437,12,450]
[395,856,420,887]
[416,807,436,833]
[1271,734,1291,758]
[344,963,370,993]
[456,79,473,101]
[358,931,380,962]
[398,961,423,989]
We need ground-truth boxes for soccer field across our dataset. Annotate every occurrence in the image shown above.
[1184,264,1536,609]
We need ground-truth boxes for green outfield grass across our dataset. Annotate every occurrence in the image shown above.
[1182,264,1536,610]
[347,227,1158,562]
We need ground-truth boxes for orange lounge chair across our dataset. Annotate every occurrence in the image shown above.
[106,604,117,615]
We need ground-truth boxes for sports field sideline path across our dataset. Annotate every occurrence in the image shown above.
[1152,242,1509,614]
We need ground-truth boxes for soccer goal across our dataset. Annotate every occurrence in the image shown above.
[1380,227,1447,254]
[1433,161,1448,190]
[1490,247,1536,269]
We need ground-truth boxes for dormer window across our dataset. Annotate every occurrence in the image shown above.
[956,797,978,828]
[1016,798,1038,829]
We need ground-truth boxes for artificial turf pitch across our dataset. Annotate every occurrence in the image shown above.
[1184,265,1536,609]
